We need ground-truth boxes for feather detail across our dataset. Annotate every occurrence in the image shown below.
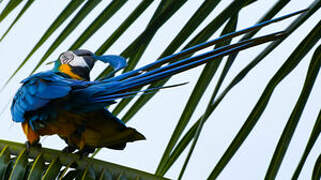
[22,122,39,144]
[59,64,83,80]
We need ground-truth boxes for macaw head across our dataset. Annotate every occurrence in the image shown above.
[51,49,127,81]
[52,49,96,80]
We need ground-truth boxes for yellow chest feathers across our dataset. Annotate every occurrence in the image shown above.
[59,64,83,80]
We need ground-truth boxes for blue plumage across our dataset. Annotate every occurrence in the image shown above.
[12,72,71,120]
[10,10,304,155]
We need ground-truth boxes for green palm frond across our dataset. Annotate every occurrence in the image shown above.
[0,0,320,179]
[3,0,85,87]
[0,0,34,42]
[294,109,321,179]
[313,152,321,180]
[0,0,23,23]
[0,140,167,179]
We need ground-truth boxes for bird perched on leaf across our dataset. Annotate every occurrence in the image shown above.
[10,10,305,156]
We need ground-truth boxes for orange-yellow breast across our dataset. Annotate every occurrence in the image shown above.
[58,64,83,80]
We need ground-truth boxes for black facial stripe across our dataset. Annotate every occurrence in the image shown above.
[83,56,95,69]
[71,66,90,81]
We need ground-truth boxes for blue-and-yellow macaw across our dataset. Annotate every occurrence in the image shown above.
[10,10,305,155]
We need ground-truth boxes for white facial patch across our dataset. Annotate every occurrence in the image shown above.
[60,51,74,64]
[60,51,89,68]
[69,54,89,68]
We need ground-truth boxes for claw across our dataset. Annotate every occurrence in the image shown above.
[62,146,76,153]
[75,146,95,158]
[25,141,42,150]
[75,150,89,158]
[25,141,31,150]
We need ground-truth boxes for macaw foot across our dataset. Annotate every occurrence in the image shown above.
[25,141,42,150]
[62,146,77,153]
[75,146,95,158]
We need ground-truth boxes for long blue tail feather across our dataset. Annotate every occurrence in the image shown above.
[81,31,285,107]
[105,32,284,94]
[119,31,285,85]
[92,82,188,103]
[107,9,306,82]
[15,10,304,116]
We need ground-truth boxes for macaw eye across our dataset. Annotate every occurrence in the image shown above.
[60,52,74,64]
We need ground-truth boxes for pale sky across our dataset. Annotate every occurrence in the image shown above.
[0,1,320,179]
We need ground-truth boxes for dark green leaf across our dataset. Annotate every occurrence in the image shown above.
[80,166,95,180]
[111,0,222,116]
[42,158,62,180]
[3,0,85,87]
[155,0,257,175]
[209,8,321,179]
[58,162,74,180]
[30,0,102,74]
[161,121,198,175]
[69,0,128,50]
[95,0,154,56]
[161,0,320,177]
[177,15,239,180]
[0,0,23,23]
[312,153,321,180]
[98,169,113,180]
[0,146,11,179]
[293,110,321,179]
[265,43,321,179]
[97,0,189,78]
[92,0,190,157]
[0,139,165,179]
[9,148,28,180]
[121,0,256,124]
[116,173,127,180]
[61,170,81,180]
[0,0,35,41]
[211,0,291,101]
[27,153,45,180]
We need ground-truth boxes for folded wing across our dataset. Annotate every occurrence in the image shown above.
[11,71,82,123]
